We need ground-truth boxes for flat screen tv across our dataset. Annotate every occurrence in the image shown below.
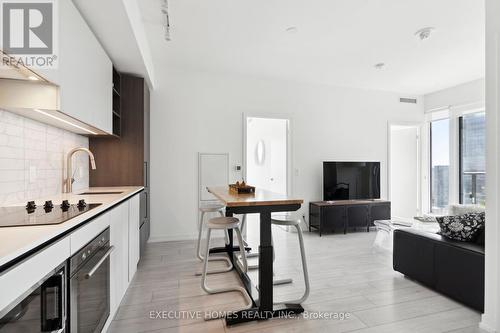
[323,161,380,201]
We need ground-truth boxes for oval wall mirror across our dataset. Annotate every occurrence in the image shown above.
[255,140,265,165]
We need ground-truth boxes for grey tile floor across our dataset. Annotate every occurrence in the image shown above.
[109,224,483,333]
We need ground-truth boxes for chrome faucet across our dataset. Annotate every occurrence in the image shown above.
[65,147,97,193]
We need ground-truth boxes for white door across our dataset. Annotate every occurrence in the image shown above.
[390,125,420,219]
[245,117,288,195]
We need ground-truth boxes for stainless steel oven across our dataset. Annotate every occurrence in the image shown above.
[0,262,67,332]
[69,228,113,333]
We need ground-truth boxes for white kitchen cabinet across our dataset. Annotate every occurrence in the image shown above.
[128,195,140,280]
[109,201,130,314]
[0,237,70,313]
[0,191,144,333]
[38,0,113,134]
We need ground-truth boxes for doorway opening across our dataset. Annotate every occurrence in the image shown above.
[389,123,421,219]
[244,116,291,243]
[244,116,290,195]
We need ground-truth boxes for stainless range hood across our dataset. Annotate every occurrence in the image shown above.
[0,51,108,135]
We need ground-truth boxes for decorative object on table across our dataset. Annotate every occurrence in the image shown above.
[436,212,485,242]
[229,181,255,194]
[413,215,438,223]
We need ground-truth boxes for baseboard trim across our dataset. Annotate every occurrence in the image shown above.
[148,233,227,243]
[479,320,497,333]
[148,233,197,242]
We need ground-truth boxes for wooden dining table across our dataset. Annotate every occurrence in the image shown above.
[207,186,304,326]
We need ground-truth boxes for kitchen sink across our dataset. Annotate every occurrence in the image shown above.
[78,191,124,195]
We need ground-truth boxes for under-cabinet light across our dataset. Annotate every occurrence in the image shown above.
[33,108,98,135]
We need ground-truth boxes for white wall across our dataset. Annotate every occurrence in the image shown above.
[149,68,424,242]
[482,0,500,331]
[0,109,89,205]
[424,78,485,111]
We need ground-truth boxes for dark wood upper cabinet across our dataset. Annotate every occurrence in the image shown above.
[90,72,151,255]
[90,73,149,187]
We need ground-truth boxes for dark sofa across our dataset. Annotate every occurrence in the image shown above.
[393,228,484,312]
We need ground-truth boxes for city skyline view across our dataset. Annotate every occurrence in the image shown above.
[431,112,485,211]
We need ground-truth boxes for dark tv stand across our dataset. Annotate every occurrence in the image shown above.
[309,200,391,236]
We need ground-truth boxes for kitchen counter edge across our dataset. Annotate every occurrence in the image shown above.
[0,186,144,273]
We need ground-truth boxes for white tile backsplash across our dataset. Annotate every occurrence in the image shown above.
[0,109,90,205]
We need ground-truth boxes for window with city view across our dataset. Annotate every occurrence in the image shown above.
[430,118,450,214]
[460,112,486,206]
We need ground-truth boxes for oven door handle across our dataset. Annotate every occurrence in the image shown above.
[84,246,115,279]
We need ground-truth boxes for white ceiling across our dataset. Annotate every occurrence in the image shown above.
[138,0,485,95]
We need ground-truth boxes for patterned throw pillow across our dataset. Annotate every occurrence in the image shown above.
[436,212,485,242]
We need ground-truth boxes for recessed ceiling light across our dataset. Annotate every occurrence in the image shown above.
[415,27,435,41]
[285,26,298,34]
[374,63,386,70]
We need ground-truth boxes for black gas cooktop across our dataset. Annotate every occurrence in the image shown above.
[0,200,101,228]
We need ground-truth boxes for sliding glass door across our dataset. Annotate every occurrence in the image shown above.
[427,109,485,214]
[459,112,486,205]
[430,119,450,213]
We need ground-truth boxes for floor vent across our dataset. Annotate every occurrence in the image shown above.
[400,97,418,104]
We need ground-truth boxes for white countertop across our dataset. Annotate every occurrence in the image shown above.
[0,186,144,269]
